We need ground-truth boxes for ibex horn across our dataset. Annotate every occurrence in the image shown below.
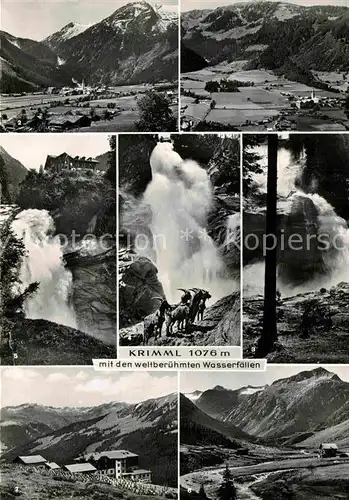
[177,288,190,293]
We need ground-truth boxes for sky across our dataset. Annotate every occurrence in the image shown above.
[0,134,110,171]
[181,0,348,12]
[2,0,178,40]
[180,365,349,393]
[1,368,178,407]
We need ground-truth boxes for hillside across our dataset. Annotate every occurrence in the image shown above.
[0,147,27,201]
[222,368,349,442]
[0,32,80,93]
[180,393,251,447]
[0,465,170,500]
[2,393,178,487]
[181,2,349,76]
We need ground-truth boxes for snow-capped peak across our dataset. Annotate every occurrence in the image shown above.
[184,390,203,401]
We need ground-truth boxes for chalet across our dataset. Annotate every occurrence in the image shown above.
[319,443,338,458]
[85,450,152,483]
[64,463,97,474]
[45,462,61,470]
[13,455,47,468]
[44,153,99,173]
[47,115,91,131]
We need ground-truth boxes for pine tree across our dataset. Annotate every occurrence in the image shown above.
[217,465,237,500]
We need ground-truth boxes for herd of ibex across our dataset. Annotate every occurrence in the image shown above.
[143,288,212,345]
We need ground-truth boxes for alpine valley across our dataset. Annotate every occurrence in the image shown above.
[180,367,349,500]
[1,1,178,92]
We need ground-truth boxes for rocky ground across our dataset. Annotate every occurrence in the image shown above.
[119,292,241,347]
[0,465,170,500]
[243,282,349,363]
[0,316,115,365]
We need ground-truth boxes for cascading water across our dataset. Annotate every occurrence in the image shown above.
[138,141,236,303]
[244,147,349,296]
[11,209,77,328]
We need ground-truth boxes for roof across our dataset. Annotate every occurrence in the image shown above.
[320,443,338,449]
[48,115,90,126]
[45,462,60,469]
[89,450,139,461]
[16,455,47,464]
[64,463,97,473]
[123,469,151,475]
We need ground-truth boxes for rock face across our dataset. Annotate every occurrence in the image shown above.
[0,316,115,365]
[119,250,165,329]
[244,282,349,363]
[119,292,240,346]
[66,248,117,346]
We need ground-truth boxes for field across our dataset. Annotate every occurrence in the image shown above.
[181,66,348,131]
[1,83,178,132]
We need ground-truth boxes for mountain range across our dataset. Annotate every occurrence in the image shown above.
[182,368,349,449]
[1,393,178,487]
[181,1,349,77]
[1,1,178,93]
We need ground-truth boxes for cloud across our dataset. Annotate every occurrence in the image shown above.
[2,368,40,380]
[75,372,177,403]
[75,371,89,381]
[47,373,70,382]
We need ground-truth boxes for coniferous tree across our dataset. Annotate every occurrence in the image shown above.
[217,465,237,500]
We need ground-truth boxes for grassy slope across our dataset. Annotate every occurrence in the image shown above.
[0,317,115,365]
[0,465,169,500]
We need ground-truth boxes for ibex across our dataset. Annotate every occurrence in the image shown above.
[143,298,171,345]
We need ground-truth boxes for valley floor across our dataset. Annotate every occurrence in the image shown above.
[181,67,348,132]
[181,455,349,500]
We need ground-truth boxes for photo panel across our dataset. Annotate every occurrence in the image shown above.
[180,365,349,499]
[0,367,179,498]
[0,134,116,365]
[118,133,241,353]
[180,0,349,132]
[1,0,179,133]
[242,133,349,363]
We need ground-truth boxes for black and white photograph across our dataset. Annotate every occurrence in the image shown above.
[119,133,241,347]
[180,365,349,500]
[243,133,349,363]
[0,135,116,365]
[1,0,179,133]
[180,0,349,132]
[0,367,178,500]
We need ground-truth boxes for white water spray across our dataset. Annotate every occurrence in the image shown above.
[11,209,77,328]
[140,142,236,303]
[245,148,349,296]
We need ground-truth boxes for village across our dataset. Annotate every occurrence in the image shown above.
[0,80,178,133]
[180,74,349,132]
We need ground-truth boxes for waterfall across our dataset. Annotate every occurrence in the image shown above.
[11,209,77,328]
[244,148,349,296]
[138,141,236,303]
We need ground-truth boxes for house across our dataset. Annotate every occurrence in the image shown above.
[64,463,97,474]
[45,462,61,470]
[47,115,91,131]
[85,450,152,482]
[13,455,47,468]
[319,443,338,458]
[44,153,99,173]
